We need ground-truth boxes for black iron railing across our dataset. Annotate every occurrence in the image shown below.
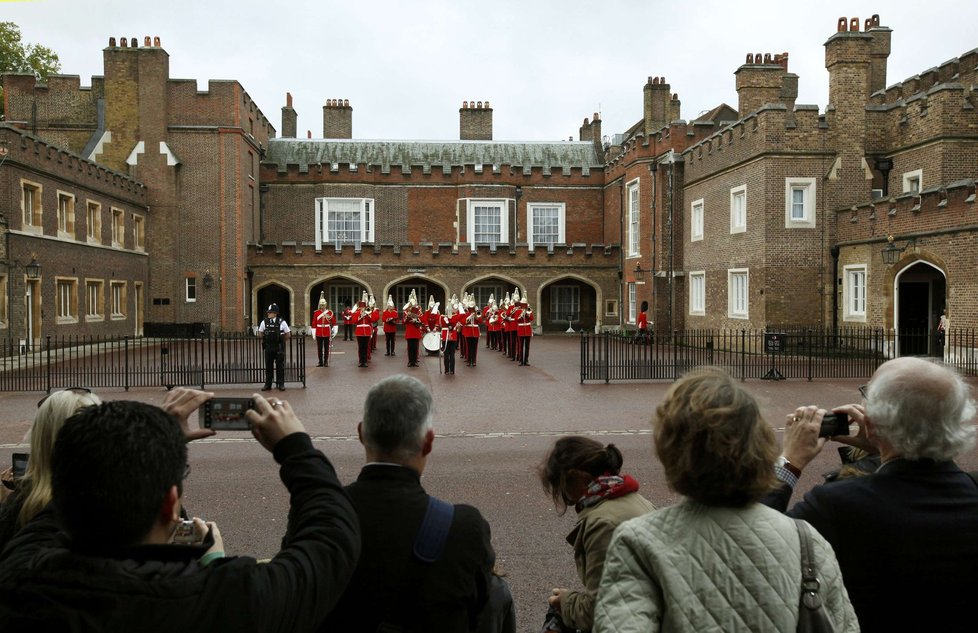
[0,333,306,393]
[580,327,977,383]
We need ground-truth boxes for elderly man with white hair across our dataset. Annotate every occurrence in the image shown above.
[765,356,978,633]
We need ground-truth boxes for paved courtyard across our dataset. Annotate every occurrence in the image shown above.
[2,334,975,630]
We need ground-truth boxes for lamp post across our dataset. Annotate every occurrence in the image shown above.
[881,235,916,265]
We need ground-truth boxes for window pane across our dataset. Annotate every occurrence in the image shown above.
[549,286,580,318]
[532,206,560,245]
[474,205,501,245]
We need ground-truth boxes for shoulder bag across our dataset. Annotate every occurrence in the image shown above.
[794,519,836,633]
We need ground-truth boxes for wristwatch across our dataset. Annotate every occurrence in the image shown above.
[775,455,802,477]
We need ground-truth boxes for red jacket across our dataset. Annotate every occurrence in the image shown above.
[462,309,481,338]
[313,308,335,338]
[517,306,534,337]
[403,307,423,339]
[382,309,399,334]
[353,306,373,337]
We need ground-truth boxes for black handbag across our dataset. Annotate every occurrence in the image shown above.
[540,605,582,633]
[794,520,837,633]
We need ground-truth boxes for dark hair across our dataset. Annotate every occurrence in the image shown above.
[538,436,624,515]
[640,301,649,312]
[52,400,187,549]
[654,367,777,507]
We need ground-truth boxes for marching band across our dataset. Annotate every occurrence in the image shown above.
[309,286,537,373]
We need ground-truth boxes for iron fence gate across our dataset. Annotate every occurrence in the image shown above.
[580,327,978,383]
[0,334,307,393]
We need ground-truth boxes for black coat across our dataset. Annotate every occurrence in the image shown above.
[0,433,361,633]
[321,463,494,633]
[763,458,978,633]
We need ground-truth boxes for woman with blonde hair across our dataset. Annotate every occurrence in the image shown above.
[594,367,858,632]
[0,388,101,550]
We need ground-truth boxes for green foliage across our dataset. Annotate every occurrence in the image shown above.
[0,22,61,119]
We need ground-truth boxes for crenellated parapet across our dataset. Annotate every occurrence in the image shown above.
[866,81,978,153]
[0,124,146,201]
[683,104,827,183]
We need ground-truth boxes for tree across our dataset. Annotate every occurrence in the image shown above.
[0,22,61,120]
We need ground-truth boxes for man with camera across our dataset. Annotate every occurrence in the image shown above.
[0,390,361,632]
[317,374,496,632]
[764,356,978,633]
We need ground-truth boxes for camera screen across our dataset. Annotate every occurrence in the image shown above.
[201,398,255,431]
[12,453,28,479]
[819,413,850,438]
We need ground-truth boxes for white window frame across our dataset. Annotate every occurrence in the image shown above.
[133,214,145,251]
[689,271,705,315]
[111,207,125,247]
[843,265,867,322]
[690,198,704,242]
[57,191,75,237]
[627,283,637,324]
[902,169,922,194]
[56,277,79,324]
[729,185,746,234]
[314,197,375,249]
[21,180,42,231]
[727,268,749,319]
[111,281,127,319]
[186,277,197,303]
[86,200,102,244]
[464,199,509,249]
[85,279,104,321]
[627,179,640,256]
[526,202,566,249]
[784,178,816,228]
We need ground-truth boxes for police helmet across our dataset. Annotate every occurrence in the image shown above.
[266,303,280,313]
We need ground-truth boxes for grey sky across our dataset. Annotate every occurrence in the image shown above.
[7,0,977,142]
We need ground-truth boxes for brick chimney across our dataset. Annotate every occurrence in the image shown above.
[323,99,352,139]
[460,100,492,140]
[643,77,671,134]
[579,113,603,152]
[735,53,790,118]
[865,14,891,96]
[281,92,297,139]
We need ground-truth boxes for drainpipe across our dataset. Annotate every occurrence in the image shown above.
[830,246,839,331]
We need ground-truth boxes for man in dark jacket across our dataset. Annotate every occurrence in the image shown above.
[0,393,360,633]
[319,374,497,633]
[765,356,978,633]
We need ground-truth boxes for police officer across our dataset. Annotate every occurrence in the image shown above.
[258,303,291,391]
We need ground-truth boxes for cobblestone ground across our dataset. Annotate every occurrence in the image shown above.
[2,334,975,630]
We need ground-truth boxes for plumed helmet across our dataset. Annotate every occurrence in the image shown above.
[318,291,327,309]
[487,293,495,305]
[266,303,280,313]
[512,288,521,304]
[368,294,376,308]
[387,294,394,308]
[359,291,368,306]
[427,295,435,309]
[407,289,418,308]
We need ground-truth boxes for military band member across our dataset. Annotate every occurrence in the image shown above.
[341,301,354,340]
[516,297,534,366]
[505,289,521,361]
[382,294,399,356]
[353,292,373,367]
[482,294,495,349]
[440,300,461,375]
[462,296,482,367]
[312,292,336,367]
[403,290,424,368]
[258,303,290,391]
[368,295,380,355]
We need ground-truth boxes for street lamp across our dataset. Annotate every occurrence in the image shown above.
[880,235,916,265]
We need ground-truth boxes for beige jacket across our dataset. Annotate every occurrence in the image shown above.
[560,491,656,630]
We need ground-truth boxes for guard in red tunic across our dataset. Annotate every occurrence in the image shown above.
[368,295,380,359]
[516,297,534,366]
[403,290,424,367]
[341,301,354,340]
[482,294,495,349]
[353,292,373,367]
[440,300,461,375]
[312,292,336,367]
[505,289,521,361]
[462,296,482,367]
[382,294,399,356]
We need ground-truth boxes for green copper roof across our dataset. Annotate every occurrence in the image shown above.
[265,139,603,176]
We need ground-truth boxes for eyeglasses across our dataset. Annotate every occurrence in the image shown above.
[37,387,93,408]
[858,384,868,399]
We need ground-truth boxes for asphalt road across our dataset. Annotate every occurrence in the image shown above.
[2,335,975,631]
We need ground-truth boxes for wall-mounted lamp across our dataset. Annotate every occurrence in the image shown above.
[880,235,916,265]
[0,138,9,169]
[514,185,522,203]
[202,272,214,289]
[634,263,648,275]
[7,254,41,279]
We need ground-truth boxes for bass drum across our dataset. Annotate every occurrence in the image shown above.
[422,331,441,355]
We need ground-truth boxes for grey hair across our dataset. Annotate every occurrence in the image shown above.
[866,357,977,460]
[361,374,434,459]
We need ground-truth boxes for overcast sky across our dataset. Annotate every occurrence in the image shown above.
[6,0,977,142]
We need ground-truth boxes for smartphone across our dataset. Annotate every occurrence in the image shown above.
[12,453,29,479]
[819,412,850,438]
[199,397,256,431]
[172,519,197,545]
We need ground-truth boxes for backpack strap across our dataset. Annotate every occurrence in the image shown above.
[413,496,454,563]
[966,471,978,489]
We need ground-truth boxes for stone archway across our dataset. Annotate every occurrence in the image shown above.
[893,260,946,357]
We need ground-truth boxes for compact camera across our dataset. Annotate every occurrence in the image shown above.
[819,412,851,438]
[172,519,197,545]
[199,397,256,431]
[11,453,29,479]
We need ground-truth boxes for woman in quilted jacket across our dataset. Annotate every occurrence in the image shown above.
[538,436,657,632]
[594,367,859,633]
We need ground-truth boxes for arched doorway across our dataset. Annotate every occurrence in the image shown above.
[384,277,447,311]
[463,275,520,309]
[309,277,368,326]
[540,277,599,333]
[894,261,946,357]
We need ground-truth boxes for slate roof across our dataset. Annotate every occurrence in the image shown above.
[265,139,603,176]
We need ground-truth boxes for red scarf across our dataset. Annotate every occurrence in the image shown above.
[575,473,640,512]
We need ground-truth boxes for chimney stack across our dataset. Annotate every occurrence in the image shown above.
[643,77,672,135]
[281,92,297,139]
[735,53,792,117]
[323,99,353,139]
[460,100,492,141]
[579,113,603,154]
